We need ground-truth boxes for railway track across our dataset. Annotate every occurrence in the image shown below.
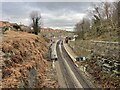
[56,40,92,89]
[56,40,75,88]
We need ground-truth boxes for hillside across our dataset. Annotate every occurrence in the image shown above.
[68,39,120,88]
[1,30,57,88]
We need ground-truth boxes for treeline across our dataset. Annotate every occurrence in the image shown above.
[74,1,120,40]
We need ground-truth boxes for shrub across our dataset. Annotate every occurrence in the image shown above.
[13,24,20,30]
[2,27,9,33]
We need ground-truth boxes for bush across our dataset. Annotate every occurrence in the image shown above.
[2,27,9,33]
[13,24,20,30]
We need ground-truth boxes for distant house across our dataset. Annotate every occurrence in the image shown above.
[0,21,5,29]
[20,25,34,33]
[0,21,12,30]
[41,27,64,33]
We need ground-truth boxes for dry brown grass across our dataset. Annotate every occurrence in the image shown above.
[2,30,49,88]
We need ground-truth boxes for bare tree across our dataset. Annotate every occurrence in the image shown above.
[103,1,111,20]
[30,11,41,35]
[74,1,120,40]
[118,1,120,27]
[93,4,103,23]
[74,18,90,39]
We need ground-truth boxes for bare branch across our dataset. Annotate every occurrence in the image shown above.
[30,11,42,35]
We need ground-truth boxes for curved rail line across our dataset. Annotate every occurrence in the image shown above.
[56,40,75,88]
[56,40,92,89]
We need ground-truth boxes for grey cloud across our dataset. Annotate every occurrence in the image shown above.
[1,2,96,31]
[27,2,91,13]
[2,2,30,17]
[1,0,115,2]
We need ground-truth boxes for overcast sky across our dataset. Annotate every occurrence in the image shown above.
[0,1,116,31]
